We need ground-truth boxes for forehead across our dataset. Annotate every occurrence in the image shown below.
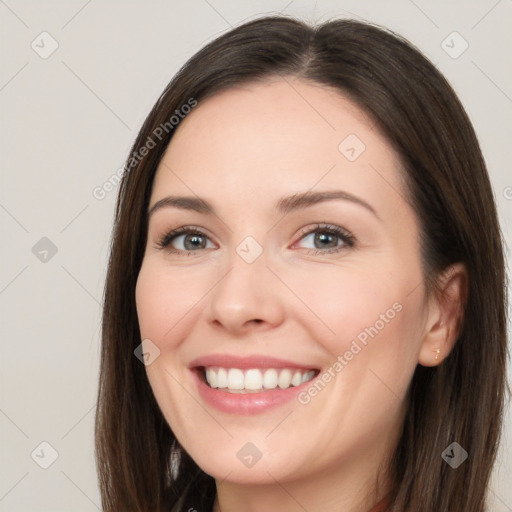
[151,78,408,216]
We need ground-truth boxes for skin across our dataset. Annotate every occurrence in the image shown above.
[135,77,466,512]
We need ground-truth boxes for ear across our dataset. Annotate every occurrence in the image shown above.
[418,263,468,367]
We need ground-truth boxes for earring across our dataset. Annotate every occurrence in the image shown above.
[435,348,440,361]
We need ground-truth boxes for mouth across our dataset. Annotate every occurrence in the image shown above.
[197,366,320,394]
[188,354,322,414]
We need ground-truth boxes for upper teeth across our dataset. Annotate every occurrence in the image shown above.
[204,367,316,392]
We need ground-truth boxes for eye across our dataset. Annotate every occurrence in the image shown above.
[155,223,355,256]
[294,223,355,254]
[155,226,215,254]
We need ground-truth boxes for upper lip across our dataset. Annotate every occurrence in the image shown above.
[189,354,319,370]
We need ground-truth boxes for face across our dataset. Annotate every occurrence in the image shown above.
[135,77,432,488]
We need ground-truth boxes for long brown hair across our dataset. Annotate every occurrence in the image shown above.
[95,16,508,511]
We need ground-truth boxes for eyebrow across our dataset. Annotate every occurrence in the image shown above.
[148,190,378,219]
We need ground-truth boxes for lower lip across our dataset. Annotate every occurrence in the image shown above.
[192,369,317,415]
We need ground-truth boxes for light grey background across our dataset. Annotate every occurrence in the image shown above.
[1,1,511,510]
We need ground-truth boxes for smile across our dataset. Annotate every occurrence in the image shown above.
[189,354,322,414]
[203,367,317,393]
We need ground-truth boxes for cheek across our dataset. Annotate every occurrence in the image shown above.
[285,260,425,383]
[286,268,425,455]
[135,262,205,434]
[135,261,205,348]
[284,263,394,335]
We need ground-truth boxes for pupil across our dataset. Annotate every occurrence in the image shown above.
[315,232,336,248]
[185,235,204,250]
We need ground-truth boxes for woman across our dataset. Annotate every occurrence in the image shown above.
[95,16,508,512]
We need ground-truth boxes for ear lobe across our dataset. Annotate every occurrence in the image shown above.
[418,263,468,367]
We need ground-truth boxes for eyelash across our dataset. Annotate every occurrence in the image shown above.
[155,223,355,256]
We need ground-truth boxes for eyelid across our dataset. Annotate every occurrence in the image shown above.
[291,223,355,252]
[294,223,352,241]
[154,225,216,252]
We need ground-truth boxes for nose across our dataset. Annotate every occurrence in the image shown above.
[206,248,285,336]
